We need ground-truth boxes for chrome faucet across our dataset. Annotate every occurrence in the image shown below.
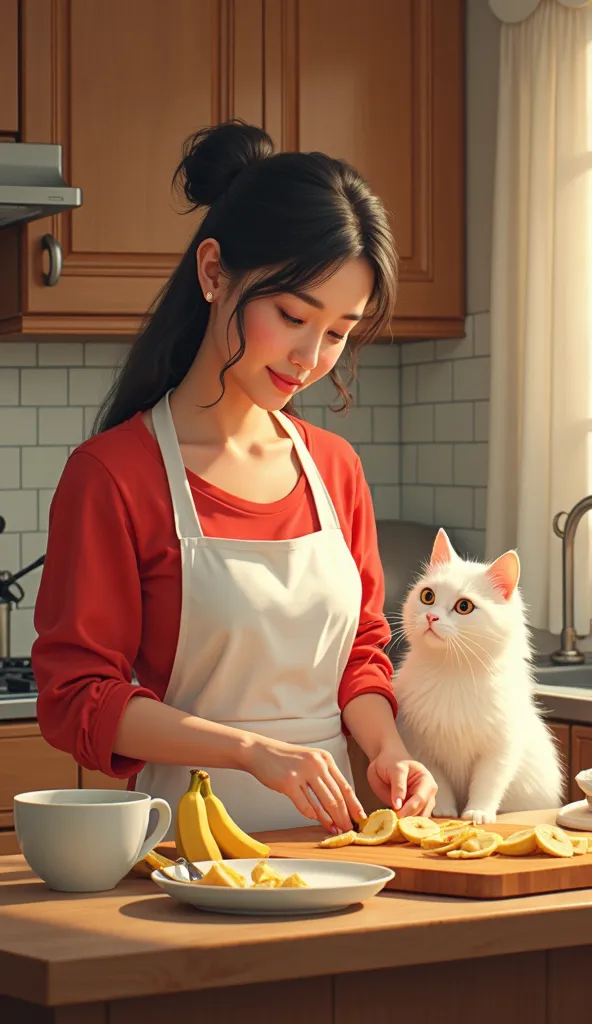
[551,495,592,664]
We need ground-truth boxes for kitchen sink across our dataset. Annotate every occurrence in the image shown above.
[532,654,592,691]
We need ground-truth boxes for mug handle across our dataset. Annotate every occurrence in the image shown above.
[135,798,172,863]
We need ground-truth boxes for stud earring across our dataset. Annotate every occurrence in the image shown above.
[205,291,213,302]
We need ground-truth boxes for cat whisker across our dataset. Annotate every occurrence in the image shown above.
[456,631,497,664]
[458,629,505,646]
[454,632,494,680]
[448,635,478,694]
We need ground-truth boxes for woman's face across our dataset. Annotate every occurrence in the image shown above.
[202,250,375,412]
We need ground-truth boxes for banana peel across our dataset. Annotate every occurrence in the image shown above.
[199,771,270,858]
[175,770,222,862]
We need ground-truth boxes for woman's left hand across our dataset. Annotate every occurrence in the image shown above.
[367,748,438,817]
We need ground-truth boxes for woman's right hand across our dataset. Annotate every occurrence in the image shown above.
[244,736,366,833]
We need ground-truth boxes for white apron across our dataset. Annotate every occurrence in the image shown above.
[136,390,363,837]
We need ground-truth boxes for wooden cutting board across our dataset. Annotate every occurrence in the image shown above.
[250,820,592,900]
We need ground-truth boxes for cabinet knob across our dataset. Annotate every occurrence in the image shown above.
[41,234,63,287]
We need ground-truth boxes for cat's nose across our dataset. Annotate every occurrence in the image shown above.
[426,613,439,624]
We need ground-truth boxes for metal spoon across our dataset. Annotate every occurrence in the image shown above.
[175,857,204,882]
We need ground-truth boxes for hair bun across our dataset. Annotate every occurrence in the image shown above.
[174,119,274,209]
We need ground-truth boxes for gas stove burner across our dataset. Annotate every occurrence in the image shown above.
[0,656,37,696]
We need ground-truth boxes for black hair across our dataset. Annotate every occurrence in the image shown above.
[94,119,397,432]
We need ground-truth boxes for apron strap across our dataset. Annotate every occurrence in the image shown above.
[152,391,203,540]
[272,411,341,532]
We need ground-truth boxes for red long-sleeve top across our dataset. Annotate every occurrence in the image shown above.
[32,410,396,783]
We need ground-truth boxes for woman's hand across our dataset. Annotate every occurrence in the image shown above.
[244,736,366,833]
[367,746,438,817]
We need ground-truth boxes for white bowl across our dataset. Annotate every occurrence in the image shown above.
[151,858,395,916]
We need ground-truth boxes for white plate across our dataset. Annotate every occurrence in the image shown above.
[151,858,395,916]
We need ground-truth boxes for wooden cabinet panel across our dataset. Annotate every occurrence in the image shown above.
[0,0,19,135]
[570,724,592,802]
[265,0,464,339]
[548,720,571,804]
[0,722,78,836]
[1,0,264,334]
[79,768,128,792]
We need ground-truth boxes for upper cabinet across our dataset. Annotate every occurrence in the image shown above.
[0,0,19,135]
[0,0,464,341]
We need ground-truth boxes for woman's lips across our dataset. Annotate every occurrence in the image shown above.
[267,367,302,394]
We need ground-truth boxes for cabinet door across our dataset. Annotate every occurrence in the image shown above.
[79,767,128,792]
[547,721,571,805]
[570,725,592,802]
[0,0,18,135]
[6,0,264,333]
[0,722,78,843]
[265,0,464,339]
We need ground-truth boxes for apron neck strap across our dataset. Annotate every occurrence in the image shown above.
[272,411,340,531]
[152,391,203,540]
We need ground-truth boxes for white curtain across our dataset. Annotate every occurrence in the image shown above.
[486,0,592,635]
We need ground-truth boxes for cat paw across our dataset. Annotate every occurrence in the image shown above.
[461,808,496,825]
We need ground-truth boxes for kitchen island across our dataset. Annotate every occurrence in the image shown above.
[0,810,590,1023]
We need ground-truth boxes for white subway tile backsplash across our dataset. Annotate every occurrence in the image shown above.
[474,487,487,530]
[400,341,435,365]
[0,490,37,531]
[0,368,19,405]
[10,605,36,656]
[358,344,400,367]
[38,489,55,531]
[417,362,453,403]
[83,406,100,439]
[453,443,489,487]
[373,407,399,443]
[402,405,434,443]
[84,341,131,367]
[401,445,418,484]
[301,407,325,429]
[473,313,491,356]
[453,356,490,401]
[326,406,372,443]
[21,368,68,406]
[357,368,399,406]
[39,407,84,446]
[0,532,20,571]
[39,342,84,366]
[474,401,489,442]
[0,407,37,445]
[69,367,115,405]
[357,444,399,485]
[298,374,340,408]
[402,485,434,525]
[435,318,474,361]
[418,444,453,485]
[0,448,20,489]
[434,402,473,442]
[22,446,69,489]
[0,342,36,366]
[401,365,417,405]
[435,486,474,529]
[372,485,401,519]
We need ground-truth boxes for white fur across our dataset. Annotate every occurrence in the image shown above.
[394,530,563,823]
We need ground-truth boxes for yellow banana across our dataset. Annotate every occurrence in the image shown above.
[132,849,176,878]
[199,771,271,858]
[175,770,222,861]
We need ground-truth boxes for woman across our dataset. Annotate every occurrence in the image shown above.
[33,120,437,838]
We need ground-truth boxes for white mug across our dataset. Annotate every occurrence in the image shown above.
[14,789,172,892]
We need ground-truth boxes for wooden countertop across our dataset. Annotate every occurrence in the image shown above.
[3,809,592,1008]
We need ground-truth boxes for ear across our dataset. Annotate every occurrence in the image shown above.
[429,528,455,568]
[486,550,520,601]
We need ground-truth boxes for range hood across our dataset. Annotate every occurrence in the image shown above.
[0,143,82,228]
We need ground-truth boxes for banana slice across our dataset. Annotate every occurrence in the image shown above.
[319,830,356,848]
[497,828,537,856]
[398,816,441,844]
[195,863,245,887]
[354,809,399,846]
[281,873,308,888]
[535,824,574,858]
[251,862,285,885]
[421,826,479,855]
[447,832,503,859]
[571,837,589,856]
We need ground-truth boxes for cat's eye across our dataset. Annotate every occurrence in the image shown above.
[454,598,475,615]
[420,588,436,605]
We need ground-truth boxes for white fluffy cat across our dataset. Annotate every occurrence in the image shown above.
[394,528,563,824]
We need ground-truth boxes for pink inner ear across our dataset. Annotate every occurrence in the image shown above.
[430,528,454,567]
[486,551,520,600]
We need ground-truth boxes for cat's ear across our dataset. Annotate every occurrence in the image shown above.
[429,528,455,568]
[486,550,520,600]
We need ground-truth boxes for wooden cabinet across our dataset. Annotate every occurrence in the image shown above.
[0,0,464,340]
[0,0,18,136]
[0,721,78,854]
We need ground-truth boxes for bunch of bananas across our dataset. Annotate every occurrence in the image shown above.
[175,769,271,861]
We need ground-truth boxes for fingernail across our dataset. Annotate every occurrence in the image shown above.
[329,825,339,835]
[395,798,403,811]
